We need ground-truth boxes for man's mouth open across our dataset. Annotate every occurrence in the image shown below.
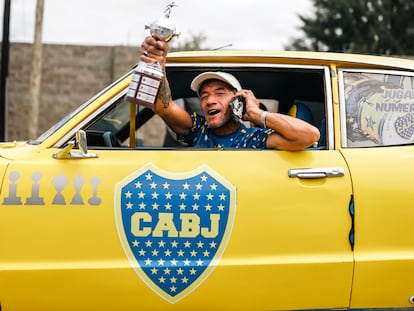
[207,109,220,116]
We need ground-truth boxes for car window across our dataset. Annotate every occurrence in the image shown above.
[340,70,414,148]
[84,96,166,148]
[76,66,329,149]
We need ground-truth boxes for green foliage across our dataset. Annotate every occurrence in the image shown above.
[170,32,208,52]
[285,0,414,55]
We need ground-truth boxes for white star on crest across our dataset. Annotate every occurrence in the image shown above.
[125,191,132,198]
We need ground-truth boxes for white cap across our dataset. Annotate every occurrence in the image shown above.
[190,71,242,94]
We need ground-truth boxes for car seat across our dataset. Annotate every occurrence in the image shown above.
[288,101,326,148]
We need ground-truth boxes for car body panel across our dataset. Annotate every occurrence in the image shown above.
[0,146,353,310]
[341,146,414,308]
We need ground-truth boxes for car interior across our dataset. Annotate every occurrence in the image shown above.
[83,66,327,149]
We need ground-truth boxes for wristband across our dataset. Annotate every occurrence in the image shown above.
[260,111,269,128]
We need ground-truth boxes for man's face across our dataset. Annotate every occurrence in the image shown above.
[199,80,235,129]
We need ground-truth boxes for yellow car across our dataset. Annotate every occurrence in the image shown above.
[1,50,414,311]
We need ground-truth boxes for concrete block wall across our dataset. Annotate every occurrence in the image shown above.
[2,43,138,141]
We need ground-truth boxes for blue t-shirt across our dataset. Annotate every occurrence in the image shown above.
[185,112,274,149]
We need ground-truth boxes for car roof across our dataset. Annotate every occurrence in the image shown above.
[166,50,414,71]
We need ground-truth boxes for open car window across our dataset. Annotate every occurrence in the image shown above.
[70,65,330,149]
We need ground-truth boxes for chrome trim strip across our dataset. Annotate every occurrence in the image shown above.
[166,62,326,70]
[338,70,348,148]
[324,66,334,150]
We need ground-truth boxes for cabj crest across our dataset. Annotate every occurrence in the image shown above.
[115,163,236,303]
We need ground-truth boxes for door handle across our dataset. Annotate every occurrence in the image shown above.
[288,167,345,179]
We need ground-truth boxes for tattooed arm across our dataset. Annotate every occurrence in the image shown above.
[140,36,192,136]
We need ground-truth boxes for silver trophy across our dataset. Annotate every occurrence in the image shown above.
[125,2,179,107]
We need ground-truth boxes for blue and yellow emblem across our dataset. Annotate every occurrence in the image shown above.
[115,163,236,303]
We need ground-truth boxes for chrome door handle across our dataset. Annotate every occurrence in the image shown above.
[288,167,345,179]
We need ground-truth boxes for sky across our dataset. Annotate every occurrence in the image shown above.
[1,0,313,50]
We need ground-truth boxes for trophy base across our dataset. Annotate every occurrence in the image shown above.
[125,62,164,108]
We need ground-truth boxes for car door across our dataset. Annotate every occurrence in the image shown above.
[0,70,354,311]
[0,148,354,311]
[338,69,414,309]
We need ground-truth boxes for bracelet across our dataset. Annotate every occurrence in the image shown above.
[260,111,269,128]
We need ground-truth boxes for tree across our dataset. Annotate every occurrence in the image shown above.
[285,0,414,55]
[170,32,208,52]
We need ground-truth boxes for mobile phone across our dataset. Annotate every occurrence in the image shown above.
[229,96,246,121]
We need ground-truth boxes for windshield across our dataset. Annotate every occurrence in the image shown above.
[33,71,132,144]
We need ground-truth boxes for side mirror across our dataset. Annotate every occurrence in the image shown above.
[77,130,89,155]
[53,130,98,159]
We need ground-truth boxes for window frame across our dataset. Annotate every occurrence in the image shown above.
[54,63,333,150]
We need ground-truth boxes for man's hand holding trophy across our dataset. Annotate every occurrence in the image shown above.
[125,2,179,108]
